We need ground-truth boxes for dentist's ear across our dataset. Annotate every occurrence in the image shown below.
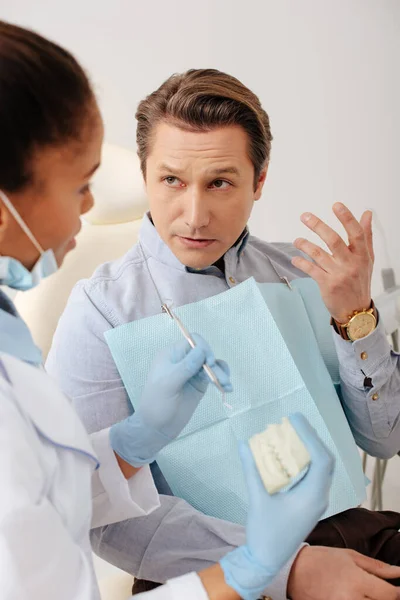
[0,195,11,242]
[254,164,268,201]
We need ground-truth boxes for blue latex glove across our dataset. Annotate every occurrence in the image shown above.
[110,334,232,466]
[220,413,335,600]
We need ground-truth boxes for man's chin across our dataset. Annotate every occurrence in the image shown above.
[173,249,220,270]
[171,239,224,270]
[181,257,214,270]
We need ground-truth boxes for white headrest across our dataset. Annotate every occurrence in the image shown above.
[85,142,148,225]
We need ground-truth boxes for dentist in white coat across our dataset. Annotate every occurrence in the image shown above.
[0,19,352,600]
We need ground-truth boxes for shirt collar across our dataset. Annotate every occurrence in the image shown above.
[0,290,43,366]
[139,213,186,271]
[234,227,250,257]
[139,212,250,274]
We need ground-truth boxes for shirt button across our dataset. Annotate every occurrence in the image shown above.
[360,351,368,360]
[228,276,236,285]
[372,393,379,401]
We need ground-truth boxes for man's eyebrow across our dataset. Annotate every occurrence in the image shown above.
[208,167,240,176]
[156,164,241,176]
[157,163,185,174]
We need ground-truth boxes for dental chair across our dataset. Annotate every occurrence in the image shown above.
[14,141,148,599]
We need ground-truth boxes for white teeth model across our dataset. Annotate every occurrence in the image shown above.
[249,417,311,495]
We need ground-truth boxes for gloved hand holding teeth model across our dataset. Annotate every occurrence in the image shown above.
[220,413,335,600]
[110,334,232,466]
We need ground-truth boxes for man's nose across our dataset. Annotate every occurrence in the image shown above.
[183,187,210,231]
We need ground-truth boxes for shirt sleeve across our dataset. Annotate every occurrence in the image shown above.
[130,573,209,600]
[45,281,134,433]
[333,317,400,458]
[129,562,299,600]
[90,427,160,528]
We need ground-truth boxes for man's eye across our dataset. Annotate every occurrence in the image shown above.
[164,177,182,187]
[210,179,231,189]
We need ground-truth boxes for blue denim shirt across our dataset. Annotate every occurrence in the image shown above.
[48,214,399,458]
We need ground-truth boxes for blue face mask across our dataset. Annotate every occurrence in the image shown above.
[0,190,58,291]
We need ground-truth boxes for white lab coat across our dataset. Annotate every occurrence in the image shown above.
[0,352,209,600]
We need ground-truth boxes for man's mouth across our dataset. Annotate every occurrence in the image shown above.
[177,236,216,249]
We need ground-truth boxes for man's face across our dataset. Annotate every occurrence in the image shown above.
[145,122,267,269]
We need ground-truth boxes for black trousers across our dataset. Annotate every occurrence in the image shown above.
[306,507,400,586]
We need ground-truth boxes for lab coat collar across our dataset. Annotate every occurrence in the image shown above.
[139,212,250,273]
[0,290,42,366]
[0,352,99,467]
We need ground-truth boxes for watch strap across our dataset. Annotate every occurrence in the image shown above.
[331,300,377,341]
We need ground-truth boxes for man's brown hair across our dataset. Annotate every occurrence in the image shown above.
[136,69,273,187]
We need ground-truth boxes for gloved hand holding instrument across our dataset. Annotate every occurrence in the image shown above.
[110,333,232,466]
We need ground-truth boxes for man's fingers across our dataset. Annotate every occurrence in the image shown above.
[360,210,375,261]
[363,572,400,600]
[352,551,400,600]
[299,205,372,260]
[293,238,335,272]
[291,256,327,284]
[352,551,400,579]
[300,211,348,258]
[332,202,367,252]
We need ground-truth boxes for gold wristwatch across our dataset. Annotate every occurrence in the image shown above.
[331,301,377,342]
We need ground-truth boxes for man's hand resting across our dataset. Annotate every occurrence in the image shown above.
[288,546,400,600]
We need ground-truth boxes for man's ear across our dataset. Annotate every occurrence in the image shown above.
[254,164,268,201]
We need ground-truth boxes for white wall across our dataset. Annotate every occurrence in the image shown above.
[1,0,399,293]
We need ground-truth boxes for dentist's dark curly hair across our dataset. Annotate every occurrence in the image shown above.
[0,20,96,192]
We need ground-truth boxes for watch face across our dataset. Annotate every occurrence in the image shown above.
[348,312,376,341]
